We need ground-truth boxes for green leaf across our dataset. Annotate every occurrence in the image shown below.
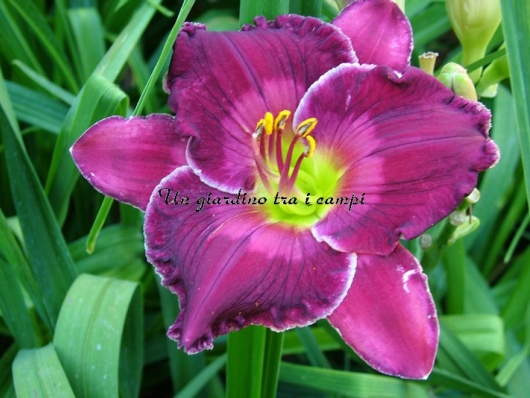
[0,2,46,75]
[467,86,520,259]
[279,362,429,397]
[7,0,79,92]
[69,224,145,275]
[0,344,17,397]
[295,327,331,368]
[261,329,284,398]
[176,354,227,398]
[12,344,76,397]
[239,0,290,25]
[226,326,266,398]
[442,240,466,314]
[500,1,530,211]
[53,274,143,397]
[0,208,48,332]
[12,60,76,105]
[410,3,451,49]
[437,323,505,392]
[0,256,37,348]
[429,368,511,398]
[68,8,106,82]
[156,275,208,393]
[0,69,77,330]
[6,80,69,134]
[442,314,505,368]
[290,0,321,17]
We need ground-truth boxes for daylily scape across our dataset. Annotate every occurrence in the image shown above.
[71,0,499,379]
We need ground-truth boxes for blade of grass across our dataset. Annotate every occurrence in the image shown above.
[12,60,76,105]
[0,344,17,397]
[279,362,429,397]
[437,323,505,392]
[500,1,530,210]
[496,306,530,387]
[8,0,79,92]
[0,257,37,348]
[156,274,208,394]
[0,208,48,330]
[261,329,284,398]
[53,274,143,397]
[0,2,46,75]
[290,0,321,17]
[12,344,76,397]
[6,80,69,134]
[68,7,106,82]
[239,0,290,25]
[226,326,266,398]
[0,69,77,329]
[176,354,227,398]
[295,327,331,368]
[429,368,511,398]
[442,239,466,314]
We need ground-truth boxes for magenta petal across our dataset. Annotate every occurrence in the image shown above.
[328,244,438,379]
[71,115,186,210]
[294,64,499,254]
[145,167,356,353]
[333,0,412,70]
[167,17,356,193]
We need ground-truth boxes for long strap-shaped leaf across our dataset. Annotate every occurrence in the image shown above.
[0,69,77,330]
[500,1,530,210]
[13,344,76,397]
[53,274,143,397]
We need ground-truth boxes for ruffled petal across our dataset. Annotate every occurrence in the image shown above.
[71,115,187,211]
[333,0,413,70]
[145,166,356,353]
[166,17,356,193]
[293,64,499,254]
[328,244,438,379]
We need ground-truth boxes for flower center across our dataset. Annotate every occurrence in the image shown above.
[252,110,340,227]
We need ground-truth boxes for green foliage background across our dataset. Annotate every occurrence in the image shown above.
[0,0,529,396]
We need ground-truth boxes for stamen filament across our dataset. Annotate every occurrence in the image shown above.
[282,151,306,196]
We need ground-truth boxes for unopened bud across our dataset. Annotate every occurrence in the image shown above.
[419,52,439,75]
[419,234,433,250]
[465,188,480,204]
[449,210,467,226]
[446,0,501,82]
[438,63,477,101]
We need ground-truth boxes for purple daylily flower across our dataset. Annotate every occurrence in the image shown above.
[71,0,499,379]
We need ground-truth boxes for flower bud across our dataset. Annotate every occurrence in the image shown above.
[437,63,477,101]
[446,0,501,82]
[465,188,480,204]
[419,234,433,250]
[419,52,438,76]
[449,210,467,226]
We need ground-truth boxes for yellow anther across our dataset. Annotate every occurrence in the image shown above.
[304,135,316,158]
[274,110,291,131]
[296,118,318,137]
[264,112,274,135]
[254,119,265,139]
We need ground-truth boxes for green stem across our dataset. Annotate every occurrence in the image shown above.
[261,330,284,398]
[226,326,266,398]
